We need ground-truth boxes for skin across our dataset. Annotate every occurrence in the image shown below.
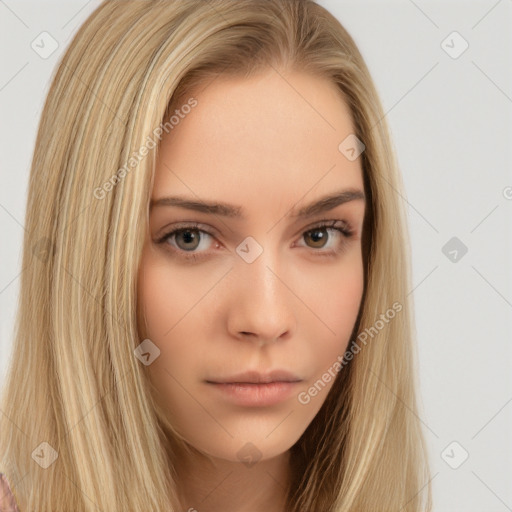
[137,67,366,512]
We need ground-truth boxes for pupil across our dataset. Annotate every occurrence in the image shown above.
[311,230,323,241]
[179,229,199,249]
[308,228,326,247]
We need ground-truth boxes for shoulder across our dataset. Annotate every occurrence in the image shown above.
[0,473,20,512]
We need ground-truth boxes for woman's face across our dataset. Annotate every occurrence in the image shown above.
[137,68,366,463]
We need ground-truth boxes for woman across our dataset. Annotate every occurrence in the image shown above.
[0,0,432,510]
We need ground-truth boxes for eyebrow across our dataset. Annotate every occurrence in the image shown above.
[150,188,365,219]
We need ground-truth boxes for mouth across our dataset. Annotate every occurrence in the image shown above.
[205,369,303,407]
[206,381,301,407]
[205,369,303,385]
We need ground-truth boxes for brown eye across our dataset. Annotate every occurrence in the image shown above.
[297,221,353,257]
[304,227,330,249]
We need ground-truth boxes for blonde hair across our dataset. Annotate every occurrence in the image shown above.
[0,0,432,510]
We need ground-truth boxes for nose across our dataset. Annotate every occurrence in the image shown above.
[225,246,296,345]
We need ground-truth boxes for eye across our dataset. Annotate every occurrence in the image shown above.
[155,223,216,262]
[155,220,354,262]
[172,228,208,252]
[296,220,354,257]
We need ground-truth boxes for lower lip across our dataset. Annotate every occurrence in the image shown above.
[207,381,300,407]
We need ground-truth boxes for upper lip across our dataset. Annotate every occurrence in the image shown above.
[207,369,302,384]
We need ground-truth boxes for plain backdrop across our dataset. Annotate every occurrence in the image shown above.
[1,1,511,510]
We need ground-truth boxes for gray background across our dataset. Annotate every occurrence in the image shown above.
[1,1,511,510]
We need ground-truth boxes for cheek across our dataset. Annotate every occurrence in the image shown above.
[137,247,209,339]
[137,249,212,386]
[298,254,364,375]
[304,251,363,324]
[138,263,175,339]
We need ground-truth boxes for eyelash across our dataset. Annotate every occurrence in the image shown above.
[155,220,354,263]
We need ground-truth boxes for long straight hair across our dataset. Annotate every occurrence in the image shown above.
[0,1,432,510]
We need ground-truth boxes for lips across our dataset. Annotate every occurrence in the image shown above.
[206,369,302,384]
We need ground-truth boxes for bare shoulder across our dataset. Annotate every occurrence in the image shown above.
[0,473,20,512]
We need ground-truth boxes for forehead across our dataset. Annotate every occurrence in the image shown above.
[153,68,363,212]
